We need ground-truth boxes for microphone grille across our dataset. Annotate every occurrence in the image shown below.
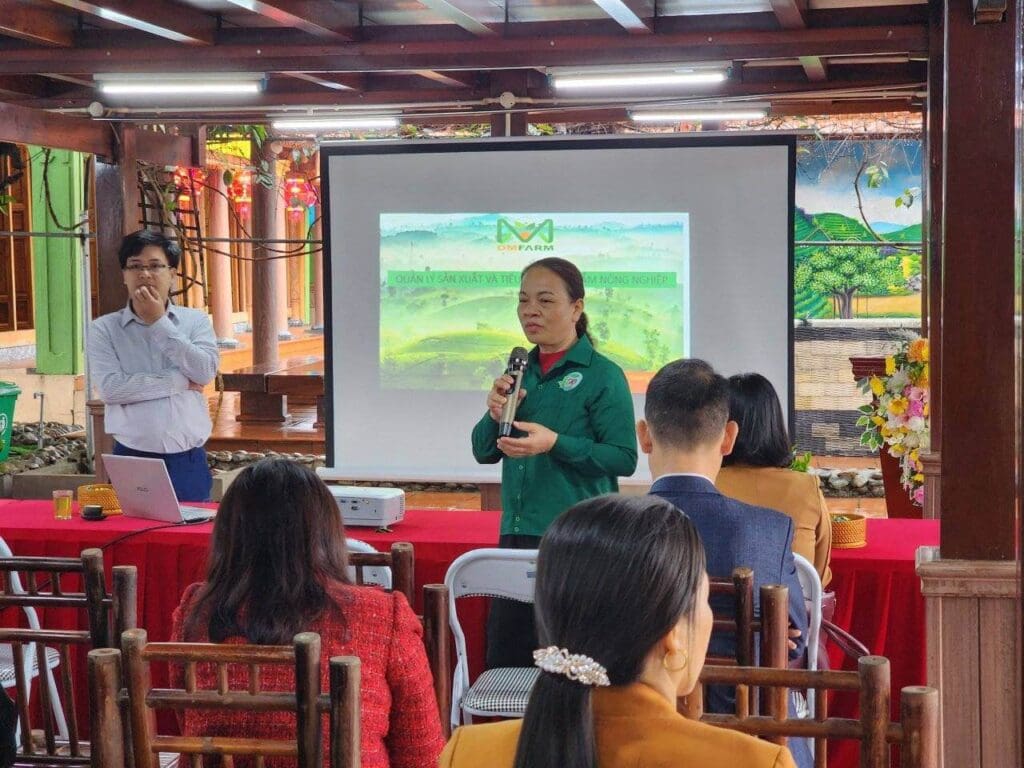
[510,346,529,365]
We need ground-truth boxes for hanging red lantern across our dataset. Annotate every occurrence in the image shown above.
[285,175,310,220]
[172,166,206,205]
[230,170,252,218]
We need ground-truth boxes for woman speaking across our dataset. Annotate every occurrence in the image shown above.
[471,257,637,668]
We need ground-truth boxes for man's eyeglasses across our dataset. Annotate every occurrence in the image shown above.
[123,264,172,273]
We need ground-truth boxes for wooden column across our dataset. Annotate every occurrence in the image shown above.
[251,145,279,367]
[937,0,1017,561]
[94,127,139,316]
[274,176,292,340]
[207,169,237,347]
[311,208,325,332]
[916,3,1021,767]
[286,212,306,325]
[918,550,1019,768]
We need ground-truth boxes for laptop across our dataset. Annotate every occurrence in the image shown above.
[102,454,215,524]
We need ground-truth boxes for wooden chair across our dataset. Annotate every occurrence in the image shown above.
[697,568,790,718]
[345,542,414,606]
[688,656,939,768]
[89,628,361,768]
[421,584,451,738]
[0,546,136,766]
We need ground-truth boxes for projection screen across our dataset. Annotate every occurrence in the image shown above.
[321,135,795,482]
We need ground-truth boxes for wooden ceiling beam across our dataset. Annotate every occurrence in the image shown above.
[412,70,481,88]
[283,72,364,91]
[220,1,358,41]
[769,0,808,30]
[43,0,216,44]
[19,75,923,115]
[0,75,60,99]
[0,2,74,46]
[799,56,829,82]
[414,0,497,36]
[589,0,653,33]
[0,24,928,74]
[0,100,112,157]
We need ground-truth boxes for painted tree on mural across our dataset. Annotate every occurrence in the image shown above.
[794,244,903,320]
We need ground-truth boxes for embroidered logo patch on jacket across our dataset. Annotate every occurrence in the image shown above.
[558,372,583,391]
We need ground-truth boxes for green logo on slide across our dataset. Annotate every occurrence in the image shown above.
[496,218,554,245]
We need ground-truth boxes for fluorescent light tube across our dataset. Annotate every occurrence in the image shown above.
[271,117,400,131]
[95,73,265,98]
[554,71,726,90]
[630,108,768,122]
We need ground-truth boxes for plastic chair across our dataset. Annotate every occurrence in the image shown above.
[345,539,415,605]
[345,538,393,590]
[443,548,538,729]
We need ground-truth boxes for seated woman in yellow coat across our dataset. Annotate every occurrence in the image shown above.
[716,373,832,586]
[439,494,796,768]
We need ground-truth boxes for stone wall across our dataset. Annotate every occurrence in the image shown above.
[793,319,920,456]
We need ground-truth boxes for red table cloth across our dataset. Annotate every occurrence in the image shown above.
[0,501,936,766]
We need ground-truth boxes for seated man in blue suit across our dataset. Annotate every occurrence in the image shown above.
[641,358,812,768]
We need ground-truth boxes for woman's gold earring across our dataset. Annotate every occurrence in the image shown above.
[662,650,688,673]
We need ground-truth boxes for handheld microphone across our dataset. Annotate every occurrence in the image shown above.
[499,346,529,438]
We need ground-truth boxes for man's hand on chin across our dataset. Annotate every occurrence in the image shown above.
[133,286,166,324]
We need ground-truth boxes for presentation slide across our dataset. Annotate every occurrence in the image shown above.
[378,212,689,392]
[322,136,794,482]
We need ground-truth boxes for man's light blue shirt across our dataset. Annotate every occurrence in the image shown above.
[87,302,219,454]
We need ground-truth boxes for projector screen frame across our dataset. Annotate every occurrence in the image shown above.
[319,133,797,478]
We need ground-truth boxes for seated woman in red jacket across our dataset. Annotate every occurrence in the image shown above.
[171,459,445,768]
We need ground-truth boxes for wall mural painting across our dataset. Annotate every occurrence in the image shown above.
[794,139,923,320]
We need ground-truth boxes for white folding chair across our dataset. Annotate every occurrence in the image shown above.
[444,548,539,729]
[345,538,393,590]
[793,552,824,752]
[0,536,68,741]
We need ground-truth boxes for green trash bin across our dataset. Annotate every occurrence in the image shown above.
[0,382,20,461]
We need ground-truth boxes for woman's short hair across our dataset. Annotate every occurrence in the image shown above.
[513,494,706,768]
[722,372,792,468]
[181,459,350,645]
[522,257,593,344]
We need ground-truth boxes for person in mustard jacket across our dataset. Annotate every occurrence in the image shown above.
[716,373,833,586]
[471,257,637,668]
[439,494,796,768]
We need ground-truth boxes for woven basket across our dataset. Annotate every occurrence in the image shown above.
[830,512,867,549]
[77,484,122,516]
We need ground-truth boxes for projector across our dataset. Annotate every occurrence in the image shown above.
[327,485,405,528]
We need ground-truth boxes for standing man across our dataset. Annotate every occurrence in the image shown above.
[88,230,219,501]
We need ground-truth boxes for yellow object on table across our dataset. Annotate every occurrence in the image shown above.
[77,484,122,515]
[830,512,867,549]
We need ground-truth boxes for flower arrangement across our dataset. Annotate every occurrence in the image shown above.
[856,337,930,506]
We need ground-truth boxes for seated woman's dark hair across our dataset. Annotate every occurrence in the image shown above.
[722,372,792,469]
[513,494,706,768]
[182,459,350,645]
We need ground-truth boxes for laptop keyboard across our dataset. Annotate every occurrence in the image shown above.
[180,505,214,522]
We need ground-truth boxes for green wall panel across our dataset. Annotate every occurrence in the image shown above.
[29,148,84,374]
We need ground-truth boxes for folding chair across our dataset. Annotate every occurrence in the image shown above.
[443,548,538,729]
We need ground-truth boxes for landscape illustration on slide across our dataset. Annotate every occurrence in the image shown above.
[379,212,690,392]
